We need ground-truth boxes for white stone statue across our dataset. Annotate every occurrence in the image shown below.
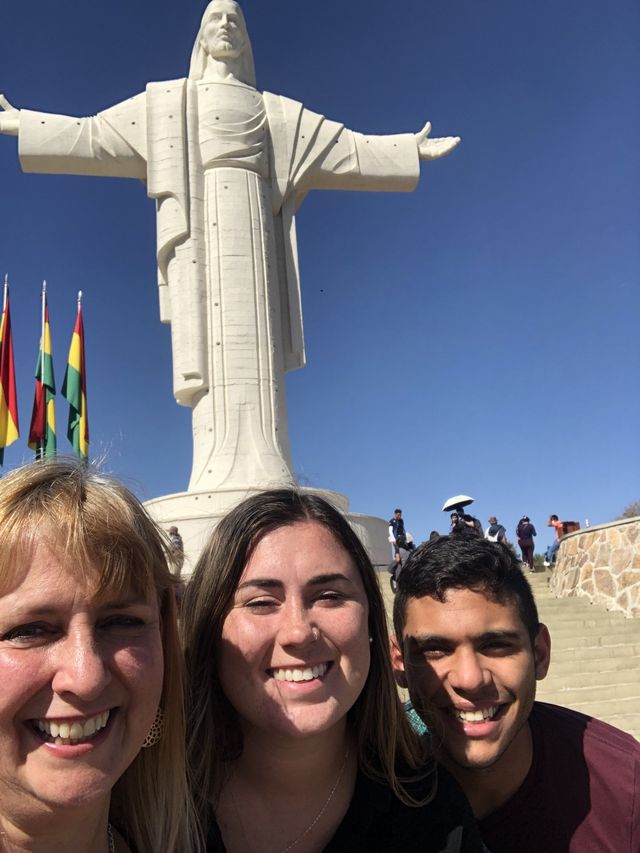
[0,0,459,496]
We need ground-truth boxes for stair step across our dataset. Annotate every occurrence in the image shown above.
[540,619,640,634]
[548,656,640,675]
[536,602,631,618]
[535,595,630,610]
[551,695,640,715]
[545,633,640,649]
[543,669,640,689]
[544,644,640,661]
[538,682,640,703]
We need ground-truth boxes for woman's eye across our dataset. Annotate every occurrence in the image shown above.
[316,591,344,604]
[244,599,278,610]
[1,622,50,642]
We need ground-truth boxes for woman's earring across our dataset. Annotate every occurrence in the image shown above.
[142,707,165,748]
[369,636,373,644]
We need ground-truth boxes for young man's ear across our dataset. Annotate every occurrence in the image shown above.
[534,623,551,681]
[390,634,408,688]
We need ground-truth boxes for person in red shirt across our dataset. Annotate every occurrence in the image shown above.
[544,514,564,566]
[391,534,640,853]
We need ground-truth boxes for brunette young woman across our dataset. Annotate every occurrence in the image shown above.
[183,489,482,852]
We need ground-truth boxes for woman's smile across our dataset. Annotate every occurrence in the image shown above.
[0,540,163,810]
[218,520,370,738]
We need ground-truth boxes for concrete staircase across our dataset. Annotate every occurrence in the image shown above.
[380,567,640,741]
[529,569,640,741]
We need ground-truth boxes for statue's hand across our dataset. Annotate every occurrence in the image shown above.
[0,95,20,136]
[415,121,460,160]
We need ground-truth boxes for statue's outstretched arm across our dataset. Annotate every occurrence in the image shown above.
[288,102,459,196]
[415,121,460,160]
[1,91,147,180]
[0,95,20,136]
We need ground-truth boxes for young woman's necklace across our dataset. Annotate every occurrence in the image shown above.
[230,748,349,853]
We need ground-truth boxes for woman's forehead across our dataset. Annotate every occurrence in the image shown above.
[1,534,146,599]
[241,521,361,584]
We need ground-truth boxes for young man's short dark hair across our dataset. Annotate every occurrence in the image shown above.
[393,533,540,647]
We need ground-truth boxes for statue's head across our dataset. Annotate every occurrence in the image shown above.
[189,0,256,86]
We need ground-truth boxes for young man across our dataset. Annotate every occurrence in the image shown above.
[388,508,415,563]
[391,534,640,853]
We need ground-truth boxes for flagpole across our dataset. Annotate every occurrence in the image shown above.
[77,290,85,463]
[39,281,46,460]
[3,274,8,314]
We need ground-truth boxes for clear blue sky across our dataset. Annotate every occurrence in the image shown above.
[1,0,638,550]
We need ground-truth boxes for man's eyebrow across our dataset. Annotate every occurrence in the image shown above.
[406,630,524,645]
[405,634,452,647]
[474,630,524,643]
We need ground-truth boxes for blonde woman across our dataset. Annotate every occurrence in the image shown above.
[183,489,482,852]
[0,460,200,852]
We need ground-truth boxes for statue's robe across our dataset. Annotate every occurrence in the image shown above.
[19,79,419,490]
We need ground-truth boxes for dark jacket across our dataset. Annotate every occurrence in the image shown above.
[516,522,536,543]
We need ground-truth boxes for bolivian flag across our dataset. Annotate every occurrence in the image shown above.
[0,285,19,464]
[28,294,56,459]
[62,299,89,460]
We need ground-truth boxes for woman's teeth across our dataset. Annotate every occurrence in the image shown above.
[272,663,328,682]
[452,705,499,722]
[34,710,110,744]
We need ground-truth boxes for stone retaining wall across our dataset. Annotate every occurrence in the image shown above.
[550,516,640,617]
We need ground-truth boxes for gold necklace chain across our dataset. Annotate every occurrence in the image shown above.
[230,748,349,853]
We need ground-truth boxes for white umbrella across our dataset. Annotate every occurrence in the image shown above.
[442,495,475,512]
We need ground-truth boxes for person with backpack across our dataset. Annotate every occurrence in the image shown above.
[485,515,507,544]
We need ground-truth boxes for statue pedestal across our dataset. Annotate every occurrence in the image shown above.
[144,488,391,576]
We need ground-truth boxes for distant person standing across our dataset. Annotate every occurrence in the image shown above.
[485,515,507,544]
[168,524,185,575]
[389,508,414,564]
[516,515,537,572]
[545,514,564,566]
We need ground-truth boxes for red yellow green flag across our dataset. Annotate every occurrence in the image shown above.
[0,280,20,465]
[62,296,89,460]
[28,287,56,459]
